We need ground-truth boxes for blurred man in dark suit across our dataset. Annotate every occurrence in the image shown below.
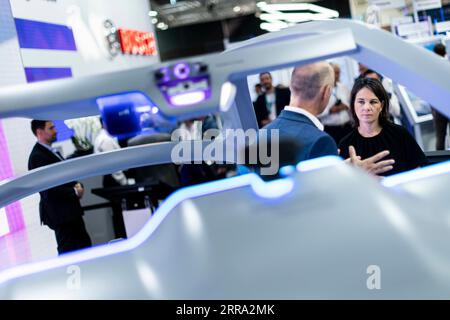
[28,120,91,255]
[253,72,291,128]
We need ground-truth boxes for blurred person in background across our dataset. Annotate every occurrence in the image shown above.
[318,63,353,144]
[93,117,128,187]
[253,72,290,128]
[28,120,91,254]
[430,43,449,150]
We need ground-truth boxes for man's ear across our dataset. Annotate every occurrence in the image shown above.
[36,126,48,138]
[321,84,332,102]
[326,84,332,97]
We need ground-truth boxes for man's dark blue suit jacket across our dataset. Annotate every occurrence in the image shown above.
[264,109,338,161]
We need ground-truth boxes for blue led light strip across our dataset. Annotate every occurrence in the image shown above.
[382,160,450,187]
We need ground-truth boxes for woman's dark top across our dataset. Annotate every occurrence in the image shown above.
[338,122,428,176]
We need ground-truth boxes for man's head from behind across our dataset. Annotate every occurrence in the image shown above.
[31,120,57,145]
[289,61,334,115]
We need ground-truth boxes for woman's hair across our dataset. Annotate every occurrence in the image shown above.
[350,77,390,127]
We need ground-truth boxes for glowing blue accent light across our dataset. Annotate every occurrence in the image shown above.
[382,160,450,188]
[0,173,295,285]
[296,156,342,172]
[279,165,296,177]
[251,177,295,199]
[135,106,152,113]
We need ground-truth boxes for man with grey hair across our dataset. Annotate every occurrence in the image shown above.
[264,62,337,160]
[264,62,395,175]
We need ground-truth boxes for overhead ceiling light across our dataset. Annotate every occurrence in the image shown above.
[258,3,339,17]
[233,6,241,13]
[257,1,267,8]
[258,2,339,32]
[260,12,336,23]
[307,4,340,18]
[260,22,284,32]
[148,10,158,17]
[151,18,158,24]
[262,19,290,28]
[157,22,168,30]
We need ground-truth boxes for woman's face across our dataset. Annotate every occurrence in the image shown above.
[354,87,383,126]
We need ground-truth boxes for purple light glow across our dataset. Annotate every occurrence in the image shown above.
[159,67,170,83]
[173,63,190,80]
[0,122,25,236]
[158,75,211,108]
[0,230,33,270]
[169,91,207,106]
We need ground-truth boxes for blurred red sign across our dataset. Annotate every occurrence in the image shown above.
[118,28,157,56]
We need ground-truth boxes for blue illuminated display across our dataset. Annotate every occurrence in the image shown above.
[96,92,159,139]
[24,67,72,83]
[14,18,77,51]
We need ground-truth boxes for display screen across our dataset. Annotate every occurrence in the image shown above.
[118,28,157,56]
